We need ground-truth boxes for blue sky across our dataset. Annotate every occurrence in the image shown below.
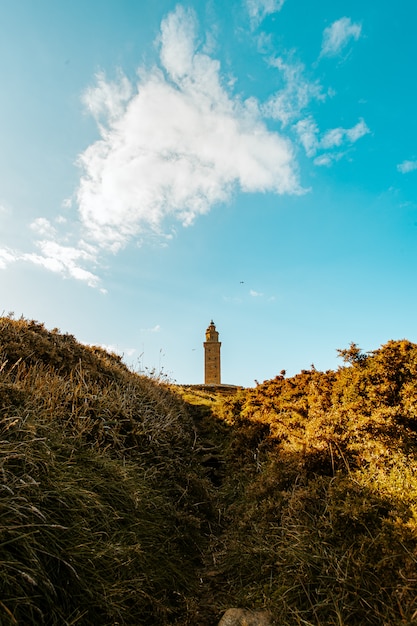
[0,0,416,386]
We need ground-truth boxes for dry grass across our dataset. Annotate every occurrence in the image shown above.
[0,316,215,625]
[3,317,417,625]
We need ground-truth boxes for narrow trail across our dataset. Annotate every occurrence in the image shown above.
[184,400,234,626]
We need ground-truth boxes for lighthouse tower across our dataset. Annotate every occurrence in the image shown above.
[204,321,221,385]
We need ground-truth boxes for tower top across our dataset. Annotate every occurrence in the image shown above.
[205,321,219,342]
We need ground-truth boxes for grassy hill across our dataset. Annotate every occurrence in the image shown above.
[0,315,217,625]
[1,316,417,625]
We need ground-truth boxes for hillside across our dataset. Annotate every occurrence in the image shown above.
[1,316,417,625]
[0,316,218,625]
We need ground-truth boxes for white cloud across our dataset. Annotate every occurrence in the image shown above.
[0,248,17,269]
[246,0,285,28]
[263,57,326,126]
[250,289,264,297]
[30,217,57,237]
[320,17,362,58]
[158,5,198,81]
[23,240,101,288]
[140,325,161,333]
[295,117,370,164]
[61,198,72,210]
[320,127,345,150]
[0,238,101,289]
[346,118,370,142]
[82,70,133,124]
[397,160,417,174]
[76,5,301,252]
[96,343,137,358]
[261,24,367,165]
[313,152,345,167]
[313,154,331,167]
[294,116,319,157]
[2,5,370,289]
[321,118,369,149]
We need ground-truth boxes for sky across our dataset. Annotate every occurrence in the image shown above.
[0,0,416,386]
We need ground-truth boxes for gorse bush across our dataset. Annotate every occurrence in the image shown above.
[2,316,417,625]
[211,340,417,624]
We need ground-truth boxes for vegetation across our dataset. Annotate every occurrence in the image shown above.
[205,340,417,625]
[0,315,215,625]
[1,316,417,624]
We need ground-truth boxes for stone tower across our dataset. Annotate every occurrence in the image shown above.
[204,320,221,385]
